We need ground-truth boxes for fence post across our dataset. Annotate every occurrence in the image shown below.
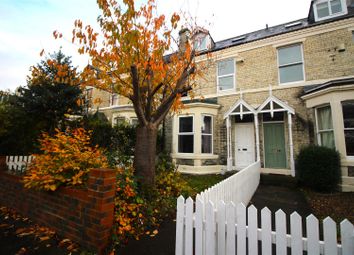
[176,196,185,255]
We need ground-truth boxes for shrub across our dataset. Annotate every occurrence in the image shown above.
[154,170,193,217]
[113,160,193,246]
[24,128,108,191]
[83,112,116,149]
[296,145,341,192]
[113,164,149,244]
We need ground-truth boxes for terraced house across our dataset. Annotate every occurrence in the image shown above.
[88,0,354,191]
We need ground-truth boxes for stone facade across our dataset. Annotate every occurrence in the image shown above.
[91,6,354,190]
[167,15,354,191]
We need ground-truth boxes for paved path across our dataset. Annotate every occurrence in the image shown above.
[250,184,312,217]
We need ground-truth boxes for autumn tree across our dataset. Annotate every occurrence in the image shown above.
[18,50,83,134]
[63,0,202,192]
[0,51,83,155]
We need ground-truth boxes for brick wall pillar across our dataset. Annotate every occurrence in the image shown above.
[85,168,116,255]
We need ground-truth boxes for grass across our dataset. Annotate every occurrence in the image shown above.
[181,172,232,196]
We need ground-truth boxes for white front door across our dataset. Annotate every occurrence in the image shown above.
[235,123,255,169]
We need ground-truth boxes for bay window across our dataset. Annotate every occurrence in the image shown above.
[342,100,354,156]
[178,116,194,153]
[316,105,335,149]
[201,115,213,153]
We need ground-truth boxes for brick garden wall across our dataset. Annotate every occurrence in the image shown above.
[0,156,116,254]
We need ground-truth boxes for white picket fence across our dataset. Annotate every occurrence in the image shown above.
[5,155,34,174]
[198,161,261,207]
[175,197,354,255]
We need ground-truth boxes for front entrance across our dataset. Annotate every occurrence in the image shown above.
[263,123,286,168]
[235,123,255,169]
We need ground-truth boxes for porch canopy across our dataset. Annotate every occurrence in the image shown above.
[223,93,295,176]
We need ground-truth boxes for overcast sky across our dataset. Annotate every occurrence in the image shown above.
[0,0,311,91]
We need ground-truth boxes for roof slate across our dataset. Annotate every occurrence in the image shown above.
[208,6,354,53]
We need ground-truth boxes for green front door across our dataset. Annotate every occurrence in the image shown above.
[263,123,286,168]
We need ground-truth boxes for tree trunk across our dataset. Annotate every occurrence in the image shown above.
[134,123,158,194]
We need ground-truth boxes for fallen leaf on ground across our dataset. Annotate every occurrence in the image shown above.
[39,236,50,242]
[15,247,27,255]
[67,243,77,251]
[15,228,28,234]
[18,230,35,237]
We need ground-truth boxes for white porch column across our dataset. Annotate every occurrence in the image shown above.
[254,113,260,162]
[226,117,232,171]
[288,112,295,176]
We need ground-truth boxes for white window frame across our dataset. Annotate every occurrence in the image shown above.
[341,100,354,157]
[113,116,126,126]
[314,0,348,21]
[178,115,194,154]
[315,105,335,148]
[277,43,305,85]
[201,115,213,154]
[110,93,119,106]
[217,58,236,93]
[130,117,139,126]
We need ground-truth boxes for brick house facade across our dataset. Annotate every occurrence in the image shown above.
[90,0,354,191]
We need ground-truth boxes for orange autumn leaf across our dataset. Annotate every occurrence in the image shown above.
[24,128,108,191]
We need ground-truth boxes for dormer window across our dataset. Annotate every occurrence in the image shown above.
[192,27,214,52]
[314,0,347,21]
[194,35,207,51]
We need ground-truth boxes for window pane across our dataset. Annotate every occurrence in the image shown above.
[194,36,207,51]
[279,64,304,83]
[179,116,193,132]
[344,130,354,156]
[114,117,126,126]
[317,2,330,18]
[202,116,212,134]
[342,101,354,128]
[218,76,234,90]
[331,0,342,14]
[178,135,194,153]
[320,131,335,149]
[218,59,234,76]
[317,106,333,130]
[202,135,212,153]
[131,118,139,126]
[278,45,302,66]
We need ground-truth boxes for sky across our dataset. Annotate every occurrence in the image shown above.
[0,0,311,92]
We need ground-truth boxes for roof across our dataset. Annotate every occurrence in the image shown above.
[205,5,354,54]
[303,77,354,95]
